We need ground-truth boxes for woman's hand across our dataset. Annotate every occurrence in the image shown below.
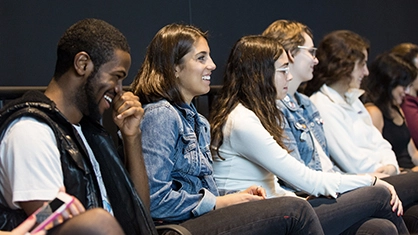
[58,187,85,221]
[374,165,397,176]
[215,185,266,210]
[375,178,403,216]
[0,215,46,235]
[241,185,267,199]
[52,187,86,227]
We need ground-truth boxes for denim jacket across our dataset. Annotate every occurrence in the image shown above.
[277,93,328,171]
[141,99,219,223]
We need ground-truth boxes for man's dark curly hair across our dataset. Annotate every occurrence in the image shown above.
[53,18,130,79]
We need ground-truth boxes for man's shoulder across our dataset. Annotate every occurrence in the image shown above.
[6,116,52,130]
[0,91,57,125]
[1,116,55,142]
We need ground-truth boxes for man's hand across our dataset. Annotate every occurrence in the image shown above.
[112,87,144,137]
[113,88,150,209]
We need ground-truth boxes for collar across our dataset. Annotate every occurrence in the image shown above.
[345,88,365,105]
[174,102,197,120]
[279,93,311,111]
[320,84,364,105]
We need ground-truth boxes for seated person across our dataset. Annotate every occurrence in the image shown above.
[130,23,325,234]
[0,18,150,234]
[303,29,418,232]
[361,52,418,171]
[392,43,418,148]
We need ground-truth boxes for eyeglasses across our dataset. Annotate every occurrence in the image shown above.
[276,66,290,75]
[297,46,317,58]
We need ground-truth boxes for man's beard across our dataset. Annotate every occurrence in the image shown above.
[75,73,102,121]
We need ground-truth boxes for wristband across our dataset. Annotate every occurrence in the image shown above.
[372,176,378,186]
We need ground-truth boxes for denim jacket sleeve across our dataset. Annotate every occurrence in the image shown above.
[140,101,217,222]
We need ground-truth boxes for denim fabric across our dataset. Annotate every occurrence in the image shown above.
[141,99,218,222]
[277,93,328,171]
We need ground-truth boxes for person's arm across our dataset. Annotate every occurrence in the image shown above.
[1,118,64,214]
[1,215,46,235]
[215,185,265,209]
[141,104,216,220]
[364,104,384,133]
[402,95,418,147]
[311,95,398,174]
[363,104,398,175]
[226,108,403,214]
[111,89,150,209]
[408,139,418,166]
[227,107,370,197]
[142,103,265,220]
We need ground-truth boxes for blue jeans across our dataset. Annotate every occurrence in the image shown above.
[178,196,324,234]
[308,186,408,234]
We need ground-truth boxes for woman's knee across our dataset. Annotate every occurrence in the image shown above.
[354,218,397,235]
[360,186,392,202]
[55,208,125,235]
[83,208,116,224]
[403,204,418,233]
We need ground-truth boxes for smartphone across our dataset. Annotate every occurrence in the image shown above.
[30,192,74,234]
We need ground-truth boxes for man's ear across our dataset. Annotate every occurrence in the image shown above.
[74,52,93,76]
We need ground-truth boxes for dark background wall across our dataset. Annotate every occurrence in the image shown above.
[1,0,417,87]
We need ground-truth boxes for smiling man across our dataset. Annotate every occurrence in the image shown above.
[0,18,152,234]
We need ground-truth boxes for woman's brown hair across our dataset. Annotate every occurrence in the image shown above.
[210,35,289,159]
[130,23,207,105]
[303,30,369,96]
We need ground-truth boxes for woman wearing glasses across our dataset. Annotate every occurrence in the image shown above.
[210,34,407,234]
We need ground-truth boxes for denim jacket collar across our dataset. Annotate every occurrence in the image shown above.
[174,102,197,120]
[280,93,312,111]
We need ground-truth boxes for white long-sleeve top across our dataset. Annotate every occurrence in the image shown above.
[212,103,374,198]
[310,84,399,174]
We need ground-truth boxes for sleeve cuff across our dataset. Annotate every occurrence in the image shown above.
[191,188,217,217]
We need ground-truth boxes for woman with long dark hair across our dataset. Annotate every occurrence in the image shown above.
[392,43,418,148]
[362,52,418,170]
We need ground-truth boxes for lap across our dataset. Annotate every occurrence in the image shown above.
[179,197,323,235]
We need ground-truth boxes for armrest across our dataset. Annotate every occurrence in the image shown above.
[156,224,192,235]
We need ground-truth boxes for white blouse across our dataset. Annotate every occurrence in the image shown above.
[310,84,399,174]
[212,103,373,198]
